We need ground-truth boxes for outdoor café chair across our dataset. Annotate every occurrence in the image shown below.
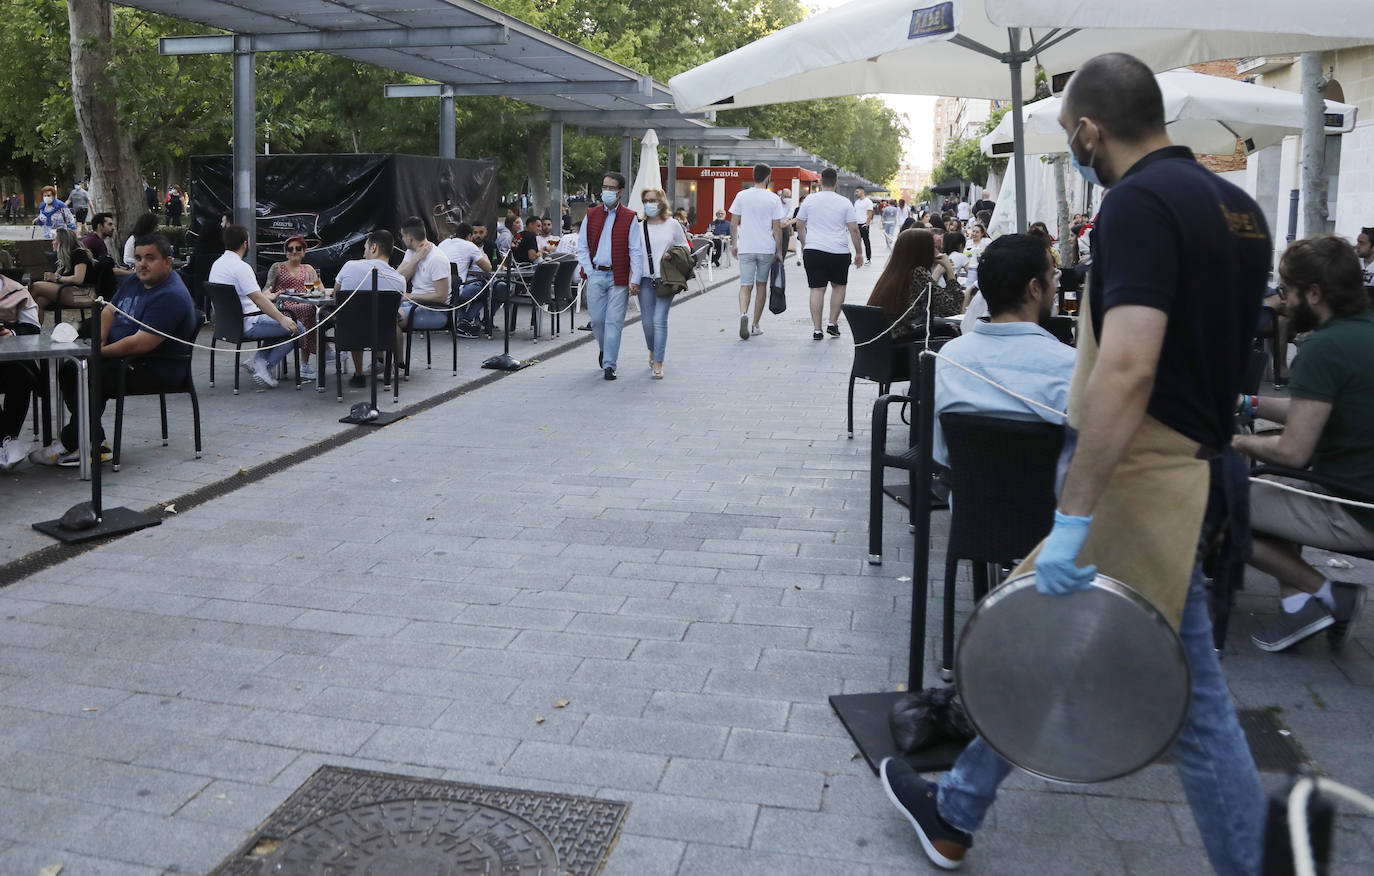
[203,281,301,395]
[111,335,203,473]
[401,267,459,378]
[937,412,1064,680]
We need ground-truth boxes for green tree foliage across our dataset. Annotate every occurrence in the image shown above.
[931,104,1012,187]
[0,0,905,200]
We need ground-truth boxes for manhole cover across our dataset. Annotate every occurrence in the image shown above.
[211,766,628,876]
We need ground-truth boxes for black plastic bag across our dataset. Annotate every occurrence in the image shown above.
[888,685,976,754]
[768,260,786,314]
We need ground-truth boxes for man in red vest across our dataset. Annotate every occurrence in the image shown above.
[576,171,644,380]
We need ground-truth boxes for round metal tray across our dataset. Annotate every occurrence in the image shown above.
[954,572,1190,783]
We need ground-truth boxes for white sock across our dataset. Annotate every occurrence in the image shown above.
[1315,580,1337,611]
[1281,592,1312,614]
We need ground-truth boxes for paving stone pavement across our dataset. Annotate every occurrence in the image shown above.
[1,242,1372,875]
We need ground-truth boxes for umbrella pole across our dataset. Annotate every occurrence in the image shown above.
[1008,29,1028,234]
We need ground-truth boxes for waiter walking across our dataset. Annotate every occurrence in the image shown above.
[881,52,1271,875]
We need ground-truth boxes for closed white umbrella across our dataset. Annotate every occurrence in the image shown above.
[980,69,1359,158]
[627,129,661,215]
[668,0,1368,230]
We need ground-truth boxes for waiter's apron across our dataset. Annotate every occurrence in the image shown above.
[1010,292,1210,630]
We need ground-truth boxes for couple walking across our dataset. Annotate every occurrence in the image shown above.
[577,172,688,380]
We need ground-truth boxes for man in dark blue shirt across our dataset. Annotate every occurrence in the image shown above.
[880,53,1268,876]
[30,233,196,466]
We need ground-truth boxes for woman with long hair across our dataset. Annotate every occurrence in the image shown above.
[29,227,94,321]
[867,228,960,341]
[637,187,688,379]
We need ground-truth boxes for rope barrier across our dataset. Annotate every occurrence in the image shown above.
[100,270,377,354]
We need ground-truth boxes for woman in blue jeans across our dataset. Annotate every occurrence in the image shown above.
[637,188,688,380]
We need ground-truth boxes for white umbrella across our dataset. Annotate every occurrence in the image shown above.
[627,129,661,215]
[668,0,1368,229]
[986,0,1374,38]
[980,69,1359,158]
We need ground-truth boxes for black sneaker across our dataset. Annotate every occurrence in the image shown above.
[826,323,841,337]
[455,322,479,339]
[348,374,366,388]
[1251,599,1333,652]
[603,366,616,381]
[1328,581,1366,651]
[812,330,824,340]
[880,757,971,870]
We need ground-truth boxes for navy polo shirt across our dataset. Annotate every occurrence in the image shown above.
[1088,146,1271,451]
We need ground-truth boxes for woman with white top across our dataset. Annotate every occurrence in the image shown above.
[638,187,688,379]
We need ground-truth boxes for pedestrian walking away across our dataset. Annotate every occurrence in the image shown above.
[576,171,643,380]
[797,167,863,340]
[879,52,1271,876]
[729,163,786,340]
[636,187,689,379]
[852,186,875,263]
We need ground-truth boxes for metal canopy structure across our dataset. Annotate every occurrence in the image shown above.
[128,0,750,254]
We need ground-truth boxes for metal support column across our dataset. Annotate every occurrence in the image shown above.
[549,119,564,220]
[666,139,678,207]
[620,136,633,179]
[1008,29,1028,234]
[232,36,257,260]
[439,87,456,159]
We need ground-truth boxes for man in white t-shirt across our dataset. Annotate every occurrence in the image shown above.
[443,222,495,337]
[852,187,875,264]
[334,229,408,387]
[208,224,303,389]
[957,199,972,222]
[396,216,452,355]
[798,168,864,340]
[729,164,786,340]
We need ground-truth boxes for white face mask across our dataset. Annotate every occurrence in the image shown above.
[644,203,660,218]
[43,196,53,205]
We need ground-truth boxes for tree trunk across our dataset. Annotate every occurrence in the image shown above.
[1300,52,1329,237]
[1053,155,1072,267]
[68,0,145,256]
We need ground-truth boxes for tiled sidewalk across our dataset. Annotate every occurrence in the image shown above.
[0,247,1371,874]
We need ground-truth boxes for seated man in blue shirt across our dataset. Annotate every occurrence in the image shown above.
[932,233,1076,467]
[30,233,196,467]
[708,211,731,267]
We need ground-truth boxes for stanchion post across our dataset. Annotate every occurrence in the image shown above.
[908,350,936,689]
[89,299,104,520]
[369,268,380,412]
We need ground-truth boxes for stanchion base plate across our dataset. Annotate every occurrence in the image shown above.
[830,690,970,776]
[339,410,405,427]
[481,354,530,371]
[33,506,161,544]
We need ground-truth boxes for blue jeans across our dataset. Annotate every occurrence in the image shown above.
[937,563,1264,876]
[457,279,509,325]
[399,300,448,330]
[638,278,671,363]
[243,314,304,368]
[586,270,629,371]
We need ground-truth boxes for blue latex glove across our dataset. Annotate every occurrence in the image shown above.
[1034,510,1097,595]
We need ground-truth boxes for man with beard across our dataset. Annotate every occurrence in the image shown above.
[1234,234,1374,652]
[929,233,1074,467]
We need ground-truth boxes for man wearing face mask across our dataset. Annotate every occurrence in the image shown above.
[576,172,643,380]
[881,53,1271,875]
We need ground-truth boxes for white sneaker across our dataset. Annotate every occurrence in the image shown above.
[299,362,318,380]
[27,444,63,466]
[739,313,750,340]
[750,325,763,336]
[250,357,279,388]
[0,437,28,471]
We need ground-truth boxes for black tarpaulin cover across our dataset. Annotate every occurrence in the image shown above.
[188,153,499,280]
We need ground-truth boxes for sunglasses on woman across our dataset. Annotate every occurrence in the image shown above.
[287,246,304,253]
